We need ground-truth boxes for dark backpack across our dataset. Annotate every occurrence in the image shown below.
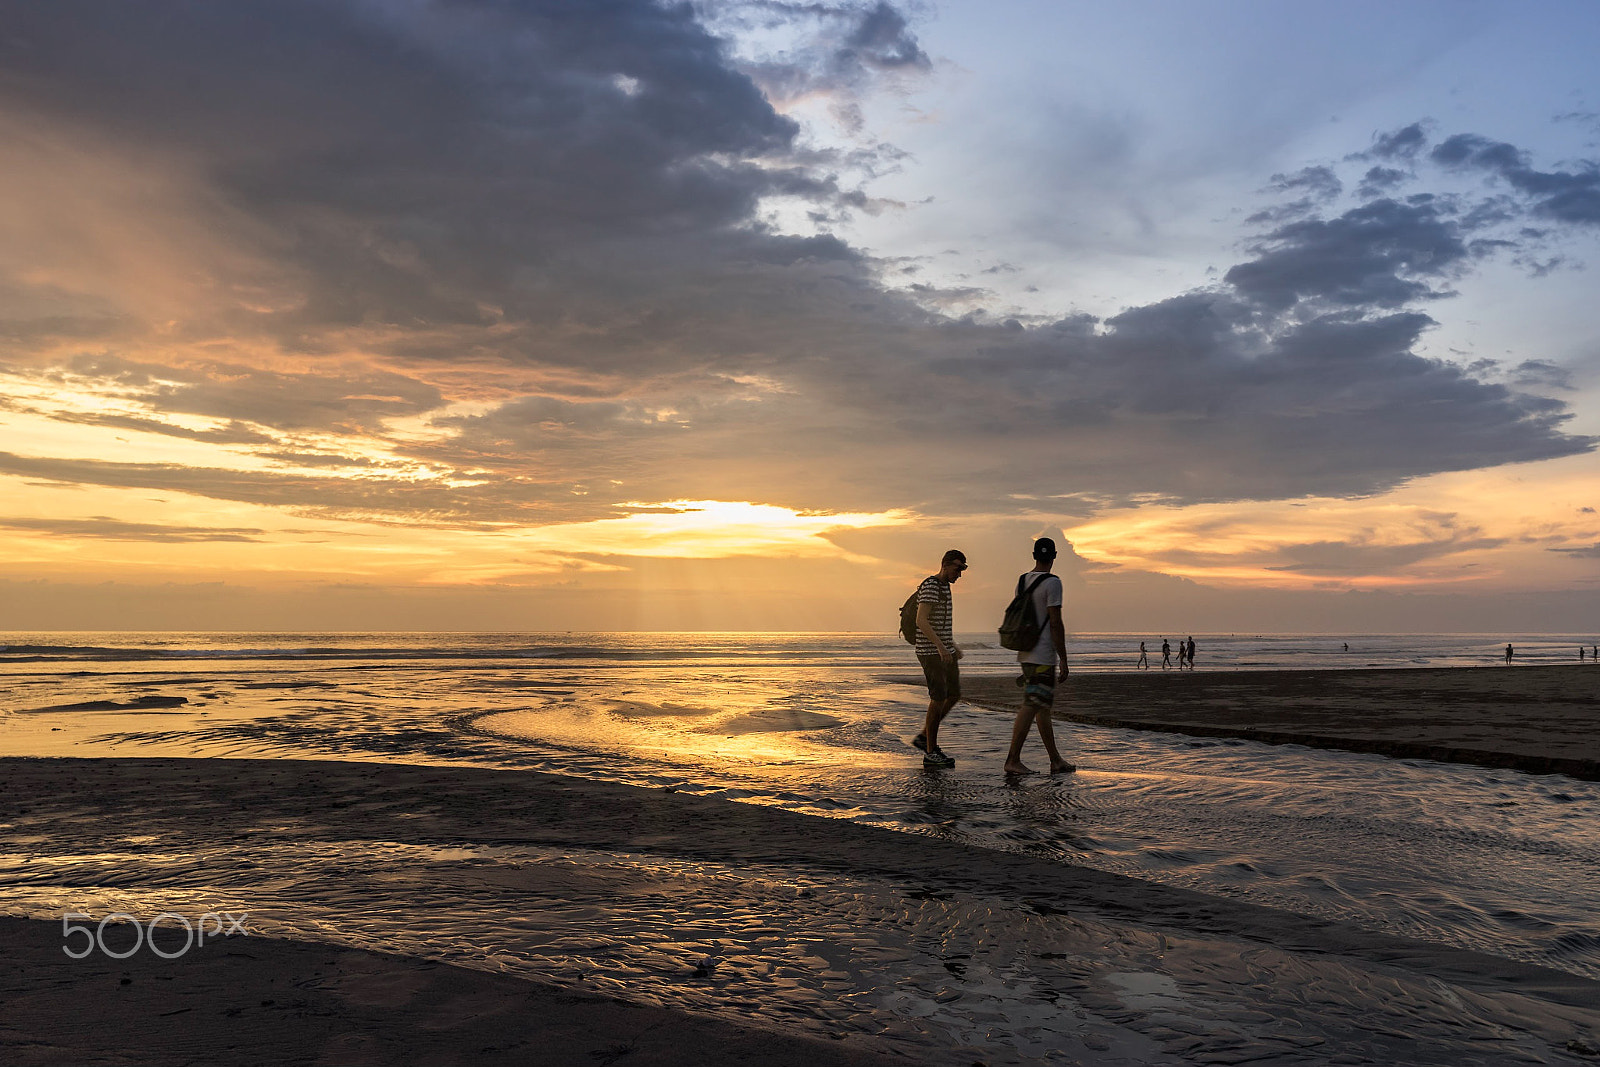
[998,573,1052,651]
[898,578,936,644]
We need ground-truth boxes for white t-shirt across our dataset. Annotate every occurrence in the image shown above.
[1015,570,1064,665]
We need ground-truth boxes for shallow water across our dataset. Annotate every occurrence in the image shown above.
[3,631,1597,988]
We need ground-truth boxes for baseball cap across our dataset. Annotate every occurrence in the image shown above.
[1032,537,1057,559]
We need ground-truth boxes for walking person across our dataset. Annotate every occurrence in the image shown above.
[1505,643,1514,665]
[1161,639,1172,669]
[1186,636,1196,670]
[1004,538,1074,775]
[1137,641,1149,669]
[911,549,967,768]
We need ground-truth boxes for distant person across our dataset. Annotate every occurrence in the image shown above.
[1582,647,1587,662]
[1003,538,1074,776]
[1343,642,1349,652]
[1505,643,1514,665]
[1186,636,1196,670]
[911,549,967,768]
[1137,641,1149,669]
[1593,645,1597,661]
[1161,639,1172,669]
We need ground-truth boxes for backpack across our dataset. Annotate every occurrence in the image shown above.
[898,584,926,644]
[998,573,1052,651]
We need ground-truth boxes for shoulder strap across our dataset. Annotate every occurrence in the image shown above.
[1024,572,1050,597]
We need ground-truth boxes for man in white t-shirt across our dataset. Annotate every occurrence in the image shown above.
[1003,537,1074,775]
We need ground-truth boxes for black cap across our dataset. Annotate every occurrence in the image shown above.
[1032,537,1057,560]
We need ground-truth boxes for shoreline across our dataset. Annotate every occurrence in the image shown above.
[949,663,1600,780]
[3,756,1598,1064]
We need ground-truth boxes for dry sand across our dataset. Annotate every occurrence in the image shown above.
[3,756,1598,1065]
[960,664,1600,779]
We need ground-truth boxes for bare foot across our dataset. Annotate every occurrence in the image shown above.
[1004,761,1034,775]
[1049,760,1076,774]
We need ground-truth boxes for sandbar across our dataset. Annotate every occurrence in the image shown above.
[958,664,1600,780]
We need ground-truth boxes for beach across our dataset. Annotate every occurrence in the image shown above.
[962,663,1600,780]
[3,633,1600,1064]
[4,757,1599,1065]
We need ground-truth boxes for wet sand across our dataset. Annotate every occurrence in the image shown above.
[959,664,1600,779]
[4,756,1599,1065]
[0,915,902,1067]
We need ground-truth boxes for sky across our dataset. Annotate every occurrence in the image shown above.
[1,0,1599,633]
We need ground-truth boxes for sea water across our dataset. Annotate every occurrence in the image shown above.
[3,629,1597,989]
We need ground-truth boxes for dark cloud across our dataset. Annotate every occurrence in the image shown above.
[712,1,931,103]
[1431,133,1600,225]
[1356,166,1409,199]
[1225,197,1470,311]
[0,516,264,542]
[1268,166,1342,201]
[1510,360,1575,391]
[0,3,1593,524]
[1550,542,1600,559]
[1362,122,1429,162]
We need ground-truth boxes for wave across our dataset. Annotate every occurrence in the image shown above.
[0,642,871,664]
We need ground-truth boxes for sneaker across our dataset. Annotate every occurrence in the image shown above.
[912,733,928,752]
[922,749,956,769]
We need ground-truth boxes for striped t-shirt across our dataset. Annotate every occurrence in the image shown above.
[913,574,953,656]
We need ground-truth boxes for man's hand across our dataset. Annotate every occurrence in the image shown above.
[953,646,964,661]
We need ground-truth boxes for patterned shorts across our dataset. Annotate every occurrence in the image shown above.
[1020,662,1056,708]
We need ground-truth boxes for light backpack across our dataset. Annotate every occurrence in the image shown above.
[998,573,1052,651]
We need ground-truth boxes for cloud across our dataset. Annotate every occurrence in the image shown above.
[58,354,443,433]
[1550,542,1600,559]
[1431,133,1600,225]
[1225,197,1470,311]
[0,516,265,542]
[1360,122,1430,162]
[1356,166,1409,199]
[1262,536,1506,576]
[0,2,1594,529]
[1267,165,1343,201]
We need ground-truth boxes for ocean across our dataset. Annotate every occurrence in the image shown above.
[3,629,1598,991]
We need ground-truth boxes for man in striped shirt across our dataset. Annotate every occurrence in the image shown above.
[912,548,966,768]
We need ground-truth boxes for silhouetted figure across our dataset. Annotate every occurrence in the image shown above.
[1343,642,1349,652]
[911,549,967,768]
[1186,636,1196,669]
[1161,639,1172,669]
[1582,647,1587,662]
[1137,641,1149,669]
[1003,537,1074,776]
[1505,643,1514,665]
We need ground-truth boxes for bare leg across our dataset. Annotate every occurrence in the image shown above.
[1004,703,1037,775]
[1032,705,1075,773]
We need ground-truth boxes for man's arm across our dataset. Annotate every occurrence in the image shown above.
[915,601,953,660]
[1048,605,1067,674]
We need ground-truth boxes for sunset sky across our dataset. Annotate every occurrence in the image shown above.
[2,0,1598,632]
